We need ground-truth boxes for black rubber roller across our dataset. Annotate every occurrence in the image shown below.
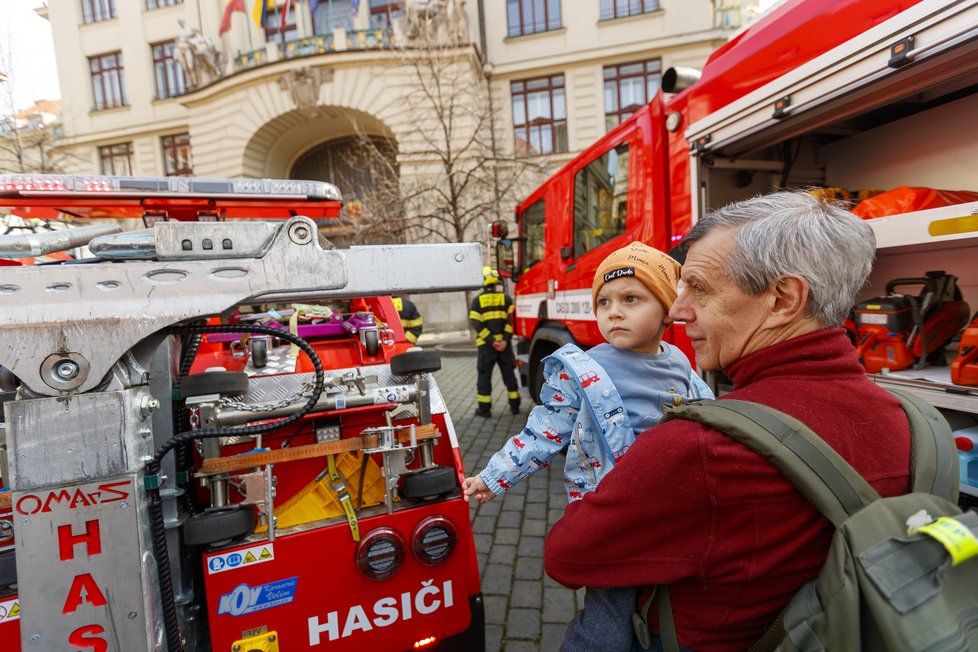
[390,350,441,376]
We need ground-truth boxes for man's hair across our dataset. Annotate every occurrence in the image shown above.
[681,191,876,327]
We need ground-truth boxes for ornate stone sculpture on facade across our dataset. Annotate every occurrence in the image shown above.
[278,67,334,109]
[176,20,225,89]
[403,0,468,44]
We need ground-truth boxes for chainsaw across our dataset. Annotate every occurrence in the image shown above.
[952,313,978,386]
[853,270,970,373]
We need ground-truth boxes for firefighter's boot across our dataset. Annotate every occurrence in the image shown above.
[509,398,521,415]
[475,406,492,418]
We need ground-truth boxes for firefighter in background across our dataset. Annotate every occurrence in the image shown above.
[470,267,520,418]
[393,295,424,345]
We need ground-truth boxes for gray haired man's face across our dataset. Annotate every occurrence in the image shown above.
[668,229,772,371]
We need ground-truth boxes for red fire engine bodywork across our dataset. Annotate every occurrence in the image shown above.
[510,0,924,394]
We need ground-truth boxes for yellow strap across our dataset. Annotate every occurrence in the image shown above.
[916,516,978,566]
[328,453,360,542]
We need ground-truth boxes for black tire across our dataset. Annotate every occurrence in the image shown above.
[0,549,15,587]
[528,346,556,404]
[251,338,268,369]
[180,371,249,398]
[390,349,441,376]
[401,466,456,500]
[183,505,256,546]
[364,329,380,356]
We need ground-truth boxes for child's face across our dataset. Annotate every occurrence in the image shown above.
[595,276,668,354]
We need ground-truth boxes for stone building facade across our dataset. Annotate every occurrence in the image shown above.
[37,0,752,330]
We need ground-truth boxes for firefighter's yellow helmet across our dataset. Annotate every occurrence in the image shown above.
[483,266,499,286]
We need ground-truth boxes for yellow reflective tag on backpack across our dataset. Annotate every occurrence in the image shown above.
[916,516,978,566]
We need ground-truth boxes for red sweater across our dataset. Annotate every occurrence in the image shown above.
[544,328,911,651]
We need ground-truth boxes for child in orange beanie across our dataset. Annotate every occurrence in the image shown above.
[463,241,712,650]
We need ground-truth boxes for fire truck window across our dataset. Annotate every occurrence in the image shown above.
[573,143,629,257]
[521,198,545,270]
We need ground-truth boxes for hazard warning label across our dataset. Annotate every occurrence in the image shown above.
[206,543,275,575]
[0,598,20,622]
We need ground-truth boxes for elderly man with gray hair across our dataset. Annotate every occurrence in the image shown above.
[545,191,913,652]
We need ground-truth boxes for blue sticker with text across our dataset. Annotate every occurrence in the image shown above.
[217,577,298,617]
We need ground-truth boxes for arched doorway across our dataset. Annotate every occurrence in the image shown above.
[292,135,403,247]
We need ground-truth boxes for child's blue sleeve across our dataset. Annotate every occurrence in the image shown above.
[689,370,715,399]
[479,367,581,496]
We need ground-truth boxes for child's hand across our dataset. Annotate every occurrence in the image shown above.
[462,475,496,504]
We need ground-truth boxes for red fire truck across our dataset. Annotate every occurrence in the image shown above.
[497,0,971,399]
[0,174,486,651]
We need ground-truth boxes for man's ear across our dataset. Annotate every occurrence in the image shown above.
[770,275,810,324]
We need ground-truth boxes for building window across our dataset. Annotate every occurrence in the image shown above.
[506,0,561,37]
[81,0,116,24]
[89,52,127,111]
[512,75,567,156]
[573,143,630,257]
[313,0,354,33]
[265,5,299,43]
[151,41,186,99]
[99,142,133,175]
[604,59,661,131]
[600,0,659,20]
[162,133,193,176]
[369,1,404,28]
[146,0,183,9]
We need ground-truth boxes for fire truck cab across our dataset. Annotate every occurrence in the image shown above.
[497,0,931,400]
[0,174,486,651]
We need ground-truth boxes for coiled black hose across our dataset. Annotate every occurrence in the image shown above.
[174,331,203,487]
[146,323,325,652]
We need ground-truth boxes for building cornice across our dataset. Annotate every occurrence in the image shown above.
[486,28,730,78]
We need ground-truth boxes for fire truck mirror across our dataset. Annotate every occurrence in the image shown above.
[495,239,517,281]
[490,221,508,238]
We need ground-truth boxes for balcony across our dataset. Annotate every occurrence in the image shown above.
[233,28,396,72]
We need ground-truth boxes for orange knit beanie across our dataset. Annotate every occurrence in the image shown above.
[591,241,681,312]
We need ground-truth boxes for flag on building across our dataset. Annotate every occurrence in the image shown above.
[252,0,271,28]
[281,0,294,36]
[219,0,247,36]
[310,0,320,15]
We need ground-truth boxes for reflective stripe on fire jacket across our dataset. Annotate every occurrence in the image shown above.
[393,296,423,345]
[479,343,633,502]
[469,289,514,347]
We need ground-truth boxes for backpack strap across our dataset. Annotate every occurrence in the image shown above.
[885,387,958,501]
[662,399,879,527]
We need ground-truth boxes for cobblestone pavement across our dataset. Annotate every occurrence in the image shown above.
[431,351,584,652]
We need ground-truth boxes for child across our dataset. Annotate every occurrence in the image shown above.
[462,241,713,651]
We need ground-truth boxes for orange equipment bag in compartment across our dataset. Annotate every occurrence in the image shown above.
[852,186,978,219]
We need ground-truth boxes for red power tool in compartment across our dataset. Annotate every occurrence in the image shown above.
[853,270,970,373]
[952,313,978,385]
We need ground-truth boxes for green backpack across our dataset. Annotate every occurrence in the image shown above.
[634,388,978,652]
